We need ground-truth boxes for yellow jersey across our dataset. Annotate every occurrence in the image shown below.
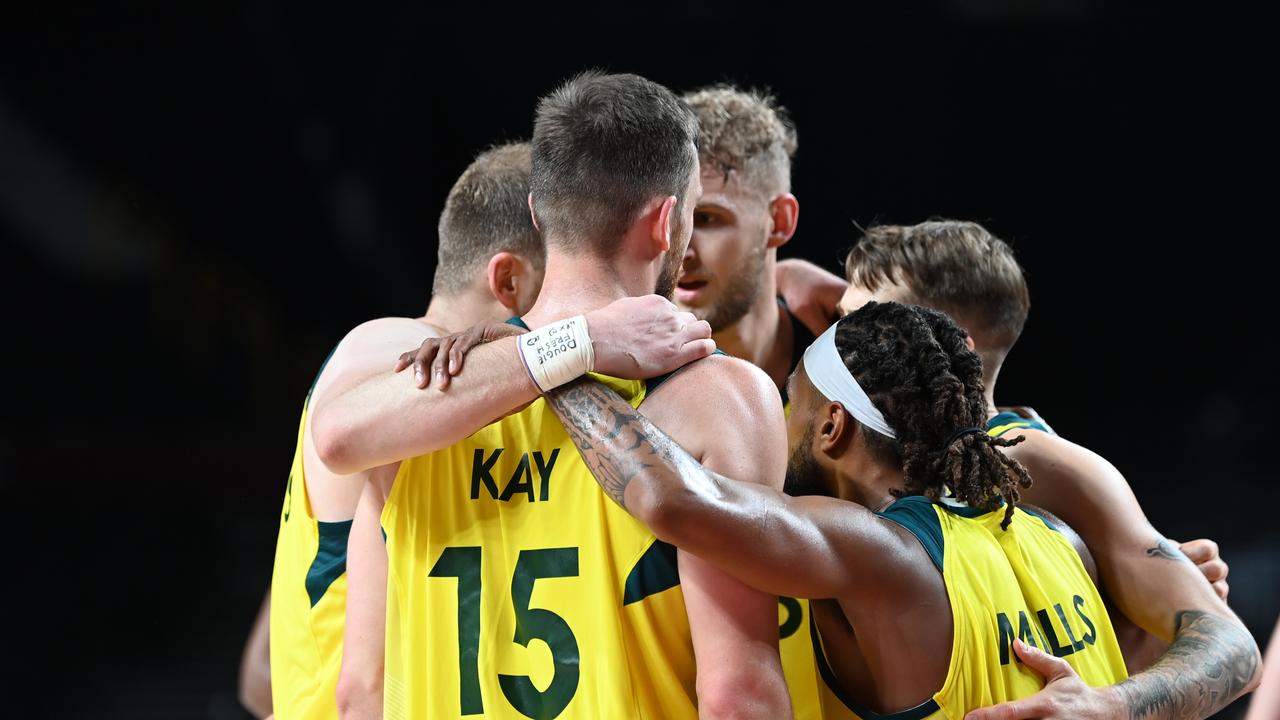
[269,398,351,720]
[812,497,1128,719]
[770,296,826,720]
[382,373,699,720]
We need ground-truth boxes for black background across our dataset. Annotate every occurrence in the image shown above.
[2,1,1276,717]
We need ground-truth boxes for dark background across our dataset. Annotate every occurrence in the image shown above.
[2,1,1275,718]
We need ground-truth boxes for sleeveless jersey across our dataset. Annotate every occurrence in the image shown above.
[382,373,697,720]
[812,497,1128,719]
[269,398,352,719]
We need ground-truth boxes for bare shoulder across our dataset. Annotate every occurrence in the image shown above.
[313,317,440,401]
[341,316,442,349]
[1001,428,1140,515]
[646,353,783,419]
[642,353,787,487]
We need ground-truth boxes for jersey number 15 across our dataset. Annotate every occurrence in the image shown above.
[430,546,580,719]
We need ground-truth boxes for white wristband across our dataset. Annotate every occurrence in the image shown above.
[517,314,595,392]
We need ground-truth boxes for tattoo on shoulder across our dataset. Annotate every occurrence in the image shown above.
[1145,538,1190,563]
[1115,609,1259,719]
[545,379,675,508]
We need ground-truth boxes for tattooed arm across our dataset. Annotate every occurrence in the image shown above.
[966,430,1262,719]
[964,607,1260,720]
[546,372,938,602]
[1111,608,1260,718]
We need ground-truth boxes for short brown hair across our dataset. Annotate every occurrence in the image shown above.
[530,71,699,254]
[844,220,1030,355]
[683,85,797,197]
[433,142,542,297]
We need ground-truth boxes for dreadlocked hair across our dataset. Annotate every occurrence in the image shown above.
[834,302,1034,529]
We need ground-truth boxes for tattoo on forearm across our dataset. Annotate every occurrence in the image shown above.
[1114,610,1259,719]
[544,378,689,510]
[1145,539,1191,563]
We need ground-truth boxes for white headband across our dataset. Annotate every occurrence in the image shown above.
[801,322,897,439]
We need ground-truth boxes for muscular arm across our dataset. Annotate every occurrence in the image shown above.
[979,433,1262,718]
[335,469,394,720]
[313,334,539,475]
[311,296,713,475]
[554,357,803,717]
[545,367,917,604]
[301,317,440,517]
[1110,609,1259,719]
[776,259,847,336]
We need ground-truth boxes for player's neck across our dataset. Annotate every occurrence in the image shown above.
[833,456,902,512]
[420,292,503,335]
[711,263,791,390]
[982,357,1002,419]
[523,248,647,327]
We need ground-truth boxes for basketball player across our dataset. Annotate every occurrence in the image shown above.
[671,84,821,719]
[320,72,792,718]
[836,221,1261,718]
[254,143,548,720]
[542,300,1132,718]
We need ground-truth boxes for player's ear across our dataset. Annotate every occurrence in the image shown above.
[964,334,976,352]
[817,402,853,456]
[644,194,678,257]
[510,252,544,315]
[487,252,522,312]
[767,193,799,249]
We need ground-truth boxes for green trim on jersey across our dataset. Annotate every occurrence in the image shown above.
[305,342,341,401]
[811,615,942,720]
[305,519,353,608]
[622,540,680,605]
[876,495,946,572]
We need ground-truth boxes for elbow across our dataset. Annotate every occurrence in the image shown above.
[697,666,792,720]
[629,480,691,546]
[1245,638,1265,695]
[311,410,360,476]
[236,673,272,719]
[335,667,382,719]
[1224,613,1265,696]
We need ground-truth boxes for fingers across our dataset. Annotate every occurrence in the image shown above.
[1213,579,1230,600]
[674,338,717,367]
[449,332,483,376]
[413,341,442,389]
[964,642,1069,719]
[1197,558,1229,584]
[432,337,458,390]
[1179,538,1220,565]
[1012,639,1075,682]
[964,697,1041,720]
[448,326,502,377]
[679,318,713,341]
[394,350,415,373]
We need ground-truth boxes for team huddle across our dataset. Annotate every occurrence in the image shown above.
[242,72,1262,720]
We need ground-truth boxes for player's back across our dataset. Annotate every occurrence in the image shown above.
[812,497,1128,719]
[382,373,698,720]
